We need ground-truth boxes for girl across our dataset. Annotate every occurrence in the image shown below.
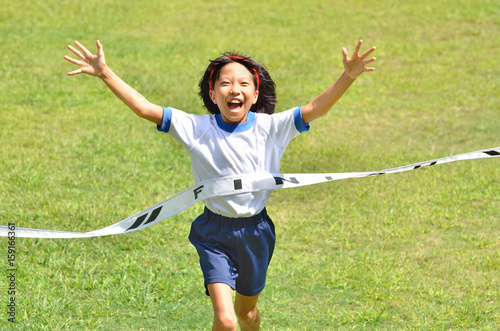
[64,40,375,331]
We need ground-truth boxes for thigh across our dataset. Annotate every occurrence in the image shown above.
[235,215,276,296]
[189,213,238,293]
[207,283,236,326]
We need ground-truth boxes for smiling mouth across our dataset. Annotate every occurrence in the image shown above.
[228,100,243,111]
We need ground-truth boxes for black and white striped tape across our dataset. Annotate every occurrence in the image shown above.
[1,147,498,238]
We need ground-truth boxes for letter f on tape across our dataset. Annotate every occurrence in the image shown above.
[1,147,498,238]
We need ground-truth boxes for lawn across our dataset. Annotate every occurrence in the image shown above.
[0,0,499,329]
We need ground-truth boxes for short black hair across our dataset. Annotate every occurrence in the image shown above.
[198,52,276,115]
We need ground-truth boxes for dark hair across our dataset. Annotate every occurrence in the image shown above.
[198,52,276,115]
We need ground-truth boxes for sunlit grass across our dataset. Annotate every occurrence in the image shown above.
[0,0,499,329]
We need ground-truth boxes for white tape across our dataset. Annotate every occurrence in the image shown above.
[1,147,498,238]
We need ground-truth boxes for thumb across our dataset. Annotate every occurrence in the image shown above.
[96,40,104,56]
[342,47,349,62]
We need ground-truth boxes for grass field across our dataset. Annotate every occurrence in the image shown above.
[1,0,499,329]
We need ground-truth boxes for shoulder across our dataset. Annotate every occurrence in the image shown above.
[158,106,214,134]
[255,107,309,133]
[169,108,214,130]
[170,107,210,121]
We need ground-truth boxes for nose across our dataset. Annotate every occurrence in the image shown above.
[230,84,240,94]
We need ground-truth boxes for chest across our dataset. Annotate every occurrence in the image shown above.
[191,127,267,174]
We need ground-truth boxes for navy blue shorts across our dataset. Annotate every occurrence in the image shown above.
[189,207,276,297]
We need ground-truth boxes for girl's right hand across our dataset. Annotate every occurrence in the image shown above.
[64,40,108,78]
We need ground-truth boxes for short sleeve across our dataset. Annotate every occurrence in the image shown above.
[293,106,310,133]
[157,106,172,133]
[157,107,213,151]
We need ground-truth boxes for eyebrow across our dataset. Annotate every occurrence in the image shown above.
[210,67,260,90]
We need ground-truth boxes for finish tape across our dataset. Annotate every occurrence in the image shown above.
[1,147,498,239]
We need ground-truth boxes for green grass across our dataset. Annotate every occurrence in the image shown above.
[1,0,499,329]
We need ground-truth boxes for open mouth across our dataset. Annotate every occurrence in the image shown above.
[228,100,243,111]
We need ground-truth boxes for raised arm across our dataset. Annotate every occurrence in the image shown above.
[64,40,163,125]
[301,40,376,124]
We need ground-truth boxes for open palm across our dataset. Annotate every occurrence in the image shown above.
[342,40,376,80]
[64,40,107,77]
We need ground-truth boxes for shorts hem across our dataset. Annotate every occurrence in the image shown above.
[204,280,265,297]
[204,279,236,296]
[237,284,265,297]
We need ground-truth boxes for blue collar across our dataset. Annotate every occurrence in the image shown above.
[215,111,255,133]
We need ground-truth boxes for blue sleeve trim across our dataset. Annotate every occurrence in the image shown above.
[293,107,310,133]
[157,106,172,133]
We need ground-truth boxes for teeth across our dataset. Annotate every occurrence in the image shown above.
[229,100,242,103]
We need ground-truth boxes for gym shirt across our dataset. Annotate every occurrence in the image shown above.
[158,107,309,217]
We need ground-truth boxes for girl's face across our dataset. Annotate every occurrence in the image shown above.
[209,62,259,124]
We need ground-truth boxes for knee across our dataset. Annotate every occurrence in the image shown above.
[236,307,260,325]
[213,314,237,331]
[236,309,253,322]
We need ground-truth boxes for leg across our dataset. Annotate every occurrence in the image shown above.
[234,292,261,331]
[207,283,237,331]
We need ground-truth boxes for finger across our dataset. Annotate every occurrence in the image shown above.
[342,47,349,61]
[63,55,81,66]
[360,46,376,60]
[74,40,93,58]
[354,40,363,56]
[364,67,376,72]
[96,40,104,56]
[67,68,83,76]
[67,45,85,60]
[363,57,376,66]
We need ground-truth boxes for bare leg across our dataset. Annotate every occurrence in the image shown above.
[207,283,237,331]
[234,292,261,331]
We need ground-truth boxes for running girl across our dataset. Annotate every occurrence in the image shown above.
[64,40,375,331]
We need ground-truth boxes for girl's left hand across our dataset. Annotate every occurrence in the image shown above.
[342,40,376,80]
[64,40,108,78]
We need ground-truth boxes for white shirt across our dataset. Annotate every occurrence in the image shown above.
[158,107,309,217]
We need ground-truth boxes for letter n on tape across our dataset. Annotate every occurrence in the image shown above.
[126,206,163,231]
